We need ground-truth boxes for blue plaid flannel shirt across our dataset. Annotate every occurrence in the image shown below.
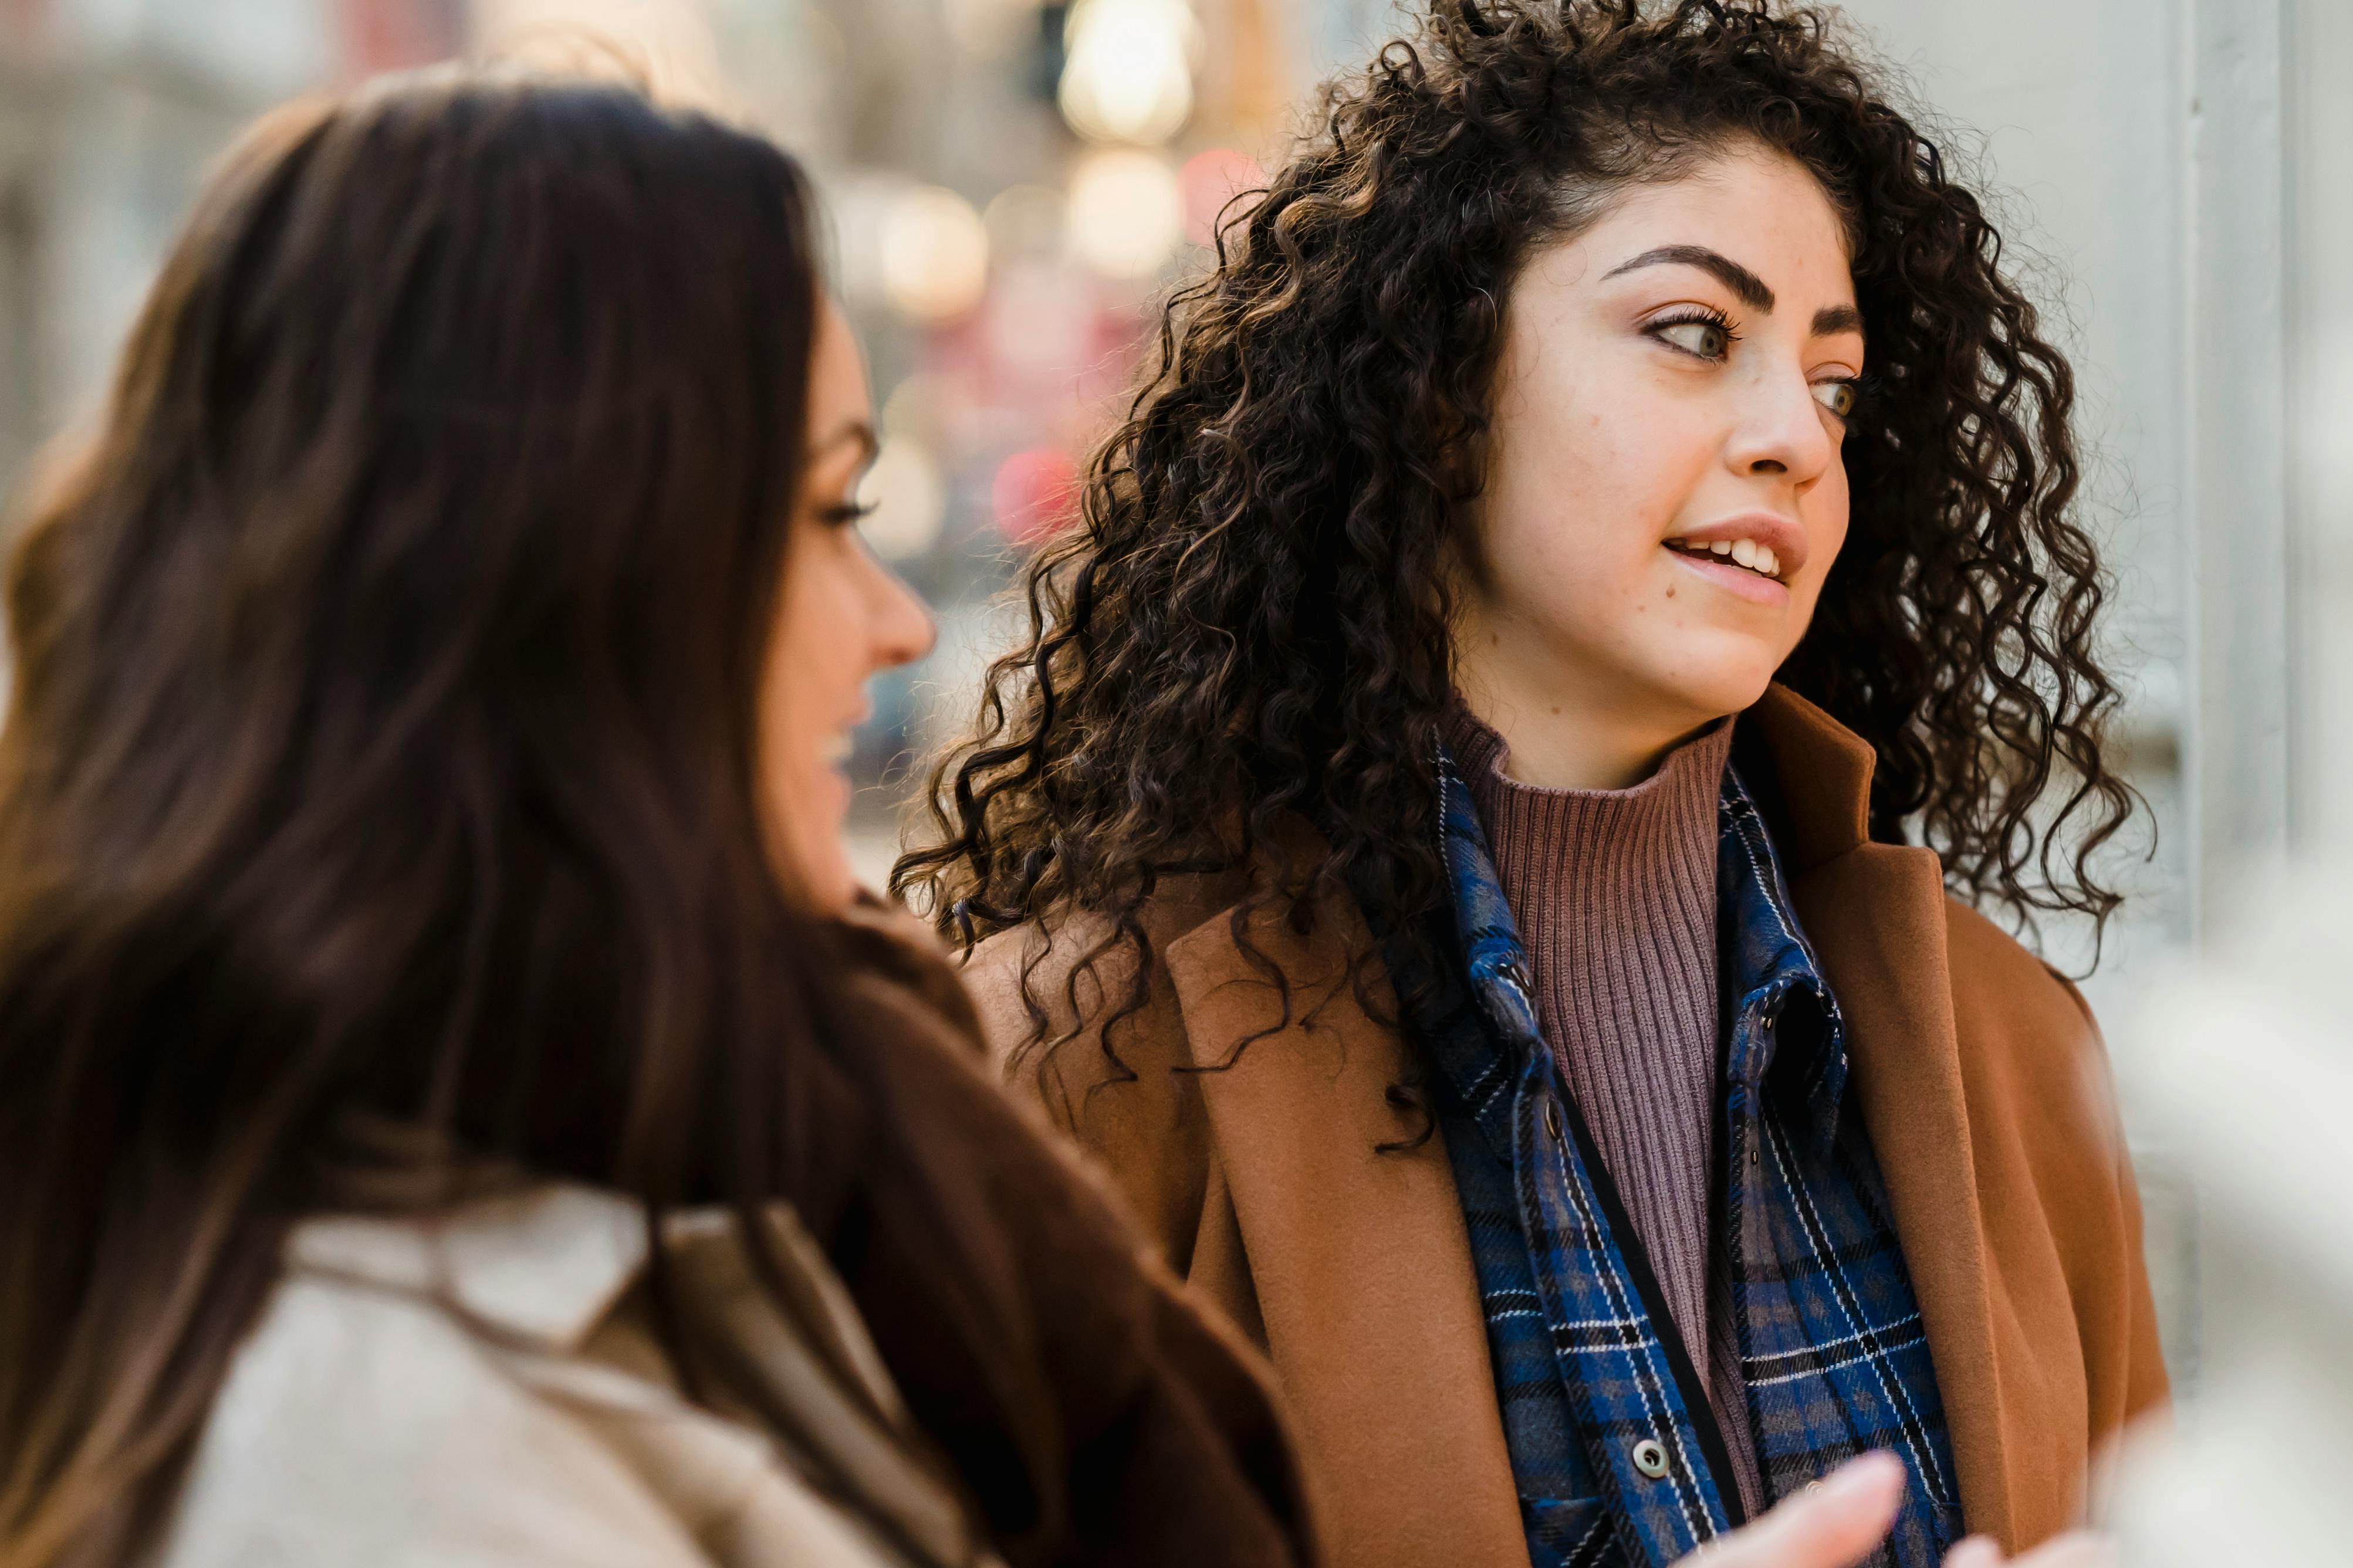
[1374,743,1964,1568]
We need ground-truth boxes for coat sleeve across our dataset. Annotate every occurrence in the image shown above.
[2049,969,2172,1434]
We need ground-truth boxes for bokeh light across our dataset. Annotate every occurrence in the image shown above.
[857,438,948,562]
[1066,148,1184,280]
[1057,0,1199,145]
[991,447,1080,544]
[1180,147,1266,248]
[879,185,990,324]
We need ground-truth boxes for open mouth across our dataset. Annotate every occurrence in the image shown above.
[1666,536,1784,584]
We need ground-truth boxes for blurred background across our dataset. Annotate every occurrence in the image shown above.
[0,0,2347,1478]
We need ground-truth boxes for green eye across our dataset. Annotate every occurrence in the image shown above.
[1813,380,1858,419]
[1656,319,1731,359]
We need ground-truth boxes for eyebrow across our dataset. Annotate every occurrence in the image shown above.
[1810,303,1864,339]
[1603,245,1867,340]
[1605,245,1774,311]
[813,419,880,468]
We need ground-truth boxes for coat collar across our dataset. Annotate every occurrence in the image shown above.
[1730,683,1879,871]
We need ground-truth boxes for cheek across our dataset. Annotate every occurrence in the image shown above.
[777,544,852,689]
[1480,378,1712,594]
[759,546,863,907]
[1799,463,1852,594]
[763,547,856,781]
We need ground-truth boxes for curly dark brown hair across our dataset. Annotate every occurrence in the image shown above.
[894,0,2139,1075]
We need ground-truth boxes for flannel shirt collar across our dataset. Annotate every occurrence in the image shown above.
[1428,737,1852,1161]
[1717,767,1850,1155]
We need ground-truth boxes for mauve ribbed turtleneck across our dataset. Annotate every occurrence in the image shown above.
[1442,701,1764,1516]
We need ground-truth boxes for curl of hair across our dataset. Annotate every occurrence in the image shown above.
[895,0,2141,1093]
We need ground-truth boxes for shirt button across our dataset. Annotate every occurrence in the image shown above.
[1632,1438,1671,1479]
[1543,1100,1563,1142]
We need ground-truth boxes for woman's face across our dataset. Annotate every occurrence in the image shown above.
[760,302,934,912]
[1455,145,1862,762]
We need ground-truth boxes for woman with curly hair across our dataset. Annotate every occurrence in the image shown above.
[896,4,2168,1566]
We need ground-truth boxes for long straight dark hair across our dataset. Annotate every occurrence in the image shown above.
[0,73,1033,1566]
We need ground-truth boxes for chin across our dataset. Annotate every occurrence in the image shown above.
[781,825,858,913]
[807,860,860,914]
[1646,652,1780,729]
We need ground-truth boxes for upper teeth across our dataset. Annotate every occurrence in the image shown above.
[1673,537,1780,579]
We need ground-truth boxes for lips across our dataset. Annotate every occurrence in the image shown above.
[1661,511,1808,588]
[1666,535,1782,581]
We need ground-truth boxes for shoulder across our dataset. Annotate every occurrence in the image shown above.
[961,870,1252,1095]
[1938,895,2131,1181]
[1940,896,2109,1071]
[958,886,1255,1266]
[160,1198,917,1568]
[1933,898,2171,1424]
[159,1248,714,1566]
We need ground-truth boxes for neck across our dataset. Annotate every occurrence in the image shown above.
[1452,662,1715,793]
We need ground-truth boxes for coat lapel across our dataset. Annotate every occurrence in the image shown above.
[1162,888,1530,1568]
[1746,688,2019,1544]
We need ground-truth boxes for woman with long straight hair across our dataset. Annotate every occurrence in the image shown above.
[0,72,1316,1568]
[899,4,2168,1567]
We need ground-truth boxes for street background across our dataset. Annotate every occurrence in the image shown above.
[2,0,2348,1448]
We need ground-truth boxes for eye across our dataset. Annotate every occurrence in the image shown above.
[1811,380,1858,419]
[1652,316,1733,360]
[819,499,877,528]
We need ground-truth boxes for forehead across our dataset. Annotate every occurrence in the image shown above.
[807,300,872,434]
[1573,148,1855,300]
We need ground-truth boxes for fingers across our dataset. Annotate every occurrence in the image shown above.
[1943,1529,2118,1568]
[2010,1532,2117,1568]
[1943,1538,2003,1568]
[1675,1451,1906,1568]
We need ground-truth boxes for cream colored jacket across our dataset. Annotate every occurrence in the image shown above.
[156,1184,999,1568]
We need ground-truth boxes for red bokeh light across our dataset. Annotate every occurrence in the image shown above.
[991,448,1080,544]
[1181,148,1267,249]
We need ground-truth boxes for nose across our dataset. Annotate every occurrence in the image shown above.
[859,541,935,673]
[1722,363,1839,489]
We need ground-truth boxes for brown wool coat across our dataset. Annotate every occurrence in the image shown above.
[962,685,2169,1568]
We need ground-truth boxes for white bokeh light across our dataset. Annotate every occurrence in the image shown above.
[856,438,948,561]
[878,185,990,323]
[1066,148,1184,281]
[1056,0,1199,145]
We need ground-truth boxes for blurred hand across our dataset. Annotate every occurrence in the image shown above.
[1670,1452,1905,1568]
[1665,1453,2120,1568]
[1944,1531,2117,1568]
